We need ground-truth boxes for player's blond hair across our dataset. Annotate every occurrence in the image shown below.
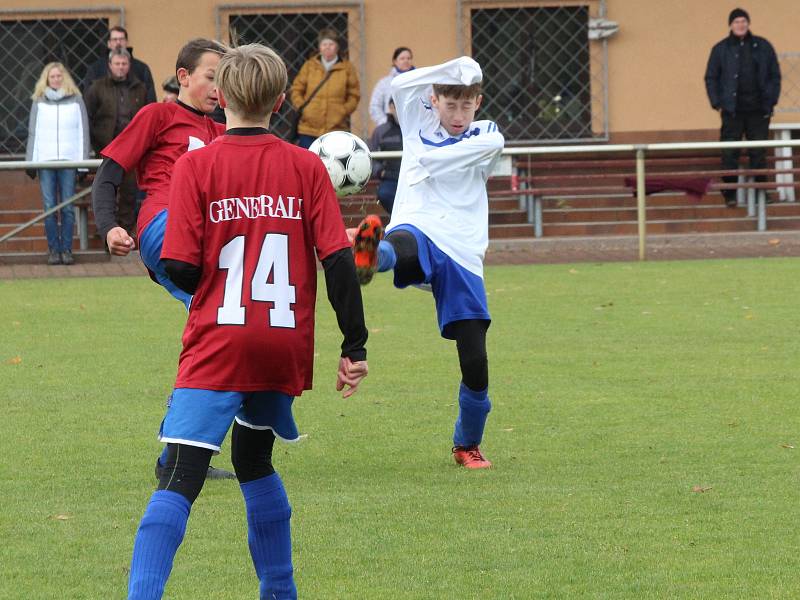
[216,43,287,122]
[31,62,81,100]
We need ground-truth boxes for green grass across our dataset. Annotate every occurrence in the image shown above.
[2,258,800,599]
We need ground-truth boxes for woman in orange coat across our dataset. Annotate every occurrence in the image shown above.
[290,28,360,148]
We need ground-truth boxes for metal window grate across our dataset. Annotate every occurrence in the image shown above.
[461,1,608,144]
[777,53,800,113]
[217,3,365,140]
[0,10,121,156]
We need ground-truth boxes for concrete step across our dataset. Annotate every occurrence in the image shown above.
[489,223,536,238]
[489,209,529,225]
[542,218,761,237]
[0,234,105,253]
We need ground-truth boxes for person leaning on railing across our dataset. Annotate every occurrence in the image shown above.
[25,62,90,265]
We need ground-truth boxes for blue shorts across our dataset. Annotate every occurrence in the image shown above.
[158,388,300,452]
[138,209,192,310]
[392,225,490,340]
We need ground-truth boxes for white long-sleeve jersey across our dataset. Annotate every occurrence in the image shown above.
[387,57,504,278]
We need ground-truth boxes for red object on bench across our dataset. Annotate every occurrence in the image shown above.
[623,176,712,200]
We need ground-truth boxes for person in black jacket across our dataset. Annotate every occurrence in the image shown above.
[705,8,781,207]
[368,99,402,215]
[81,25,156,104]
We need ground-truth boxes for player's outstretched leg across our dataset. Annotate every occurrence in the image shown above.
[449,320,492,469]
[232,423,297,599]
[351,214,385,285]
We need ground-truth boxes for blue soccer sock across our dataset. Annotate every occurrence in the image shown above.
[128,490,191,600]
[241,472,297,600]
[453,383,492,448]
[377,240,396,272]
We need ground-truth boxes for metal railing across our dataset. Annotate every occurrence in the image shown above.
[0,158,101,250]
[3,139,800,261]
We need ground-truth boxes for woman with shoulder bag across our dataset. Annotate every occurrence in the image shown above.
[290,28,360,149]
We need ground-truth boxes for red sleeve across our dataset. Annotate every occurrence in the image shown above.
[161,153,204,266]
[307,157,351,260]
[101,103,164,172]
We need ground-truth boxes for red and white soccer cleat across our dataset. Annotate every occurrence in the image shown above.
[453,446,492,469]
[352,214,384,285]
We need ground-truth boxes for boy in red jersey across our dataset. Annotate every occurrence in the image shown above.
[125,44,369,600]
[92,38,236,479]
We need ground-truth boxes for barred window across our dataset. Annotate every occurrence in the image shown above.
[0,12,116,156]
[219,4,364,140]
[465,3,606,143]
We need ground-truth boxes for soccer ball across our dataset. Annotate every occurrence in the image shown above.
[309,131,372,198]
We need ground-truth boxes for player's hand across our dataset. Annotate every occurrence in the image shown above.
[345,227,357,245]
[336,356,368,398]
[106,226,136,256]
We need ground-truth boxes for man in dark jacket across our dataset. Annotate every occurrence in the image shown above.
[705,8,781,207]
[85,48,147,236]
[81,25,156,104]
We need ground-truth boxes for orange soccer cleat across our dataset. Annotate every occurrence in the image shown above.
[352,214,384,285]
[452,446,492,469]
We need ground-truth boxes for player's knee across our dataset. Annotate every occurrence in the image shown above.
[231,422,276,483]
[158,443,213,504]
[459,351,488,391]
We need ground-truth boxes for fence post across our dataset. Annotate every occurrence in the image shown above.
[636,147,646,261]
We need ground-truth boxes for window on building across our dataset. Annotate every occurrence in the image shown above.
[468,4,605,143]
[223,8,363,140]
[0,15,113,156]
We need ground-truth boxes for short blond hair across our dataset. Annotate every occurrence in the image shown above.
[216,43,287,121]
[31,62,81,100]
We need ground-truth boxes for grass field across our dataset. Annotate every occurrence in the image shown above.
[2,258,800,599]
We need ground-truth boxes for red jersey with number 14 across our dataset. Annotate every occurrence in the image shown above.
[101,101,225,235]
[161,133,350,395]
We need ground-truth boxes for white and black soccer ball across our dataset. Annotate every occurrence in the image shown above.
[309,131,372,198]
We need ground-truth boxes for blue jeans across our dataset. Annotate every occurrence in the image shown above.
[377,179,397,215]
[38,168,76,253]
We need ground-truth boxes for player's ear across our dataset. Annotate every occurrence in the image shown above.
[272,92,286,114]
[430,94,439,109]
[217,88,227,109]
[474,94,483,111]
[176,67,190,87]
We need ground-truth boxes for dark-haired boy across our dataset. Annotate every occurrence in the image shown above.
[353,56,504,469]
[91,38,236,479]
[126,43,368,600]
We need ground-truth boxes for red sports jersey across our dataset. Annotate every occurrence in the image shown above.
[161,133,350,394]
[101,102,225,235]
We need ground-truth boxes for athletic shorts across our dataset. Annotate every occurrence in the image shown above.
[158,388,300,452]
[391,224,490,339]
[138,209,192,310]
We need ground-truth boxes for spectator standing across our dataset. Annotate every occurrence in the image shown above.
[84,48,147,237]
[368,98,402,215]
[26,62,90,265]
[290,28,360,148]
[705,8,781,207]
[369,47,414,127]
[82,25,156,104]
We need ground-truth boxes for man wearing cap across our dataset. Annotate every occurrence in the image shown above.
[705,8,781,208]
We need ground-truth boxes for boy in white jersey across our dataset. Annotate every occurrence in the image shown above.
[352,56,504,468]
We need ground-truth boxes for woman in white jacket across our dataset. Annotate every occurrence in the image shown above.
[26,62,90,265]
[368,47,414,127]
